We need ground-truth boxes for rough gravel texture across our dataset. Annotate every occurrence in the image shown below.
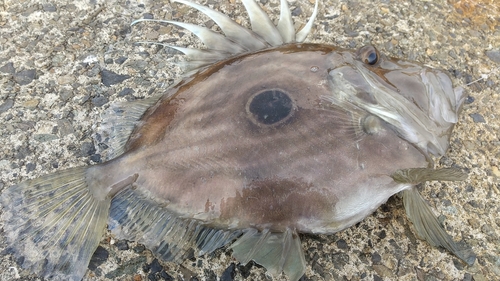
[1,0,499,280]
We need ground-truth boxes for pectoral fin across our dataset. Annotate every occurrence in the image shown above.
[230,228,306,281]
[402,187,476,265]
[391,167,467,184]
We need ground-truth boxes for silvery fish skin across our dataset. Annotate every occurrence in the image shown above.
[0,0,475,280]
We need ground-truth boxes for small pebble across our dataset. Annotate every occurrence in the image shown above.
[14,69,36,85]
[88,246,109,271]
[485,50,500,63]
[101,69,131,87]
[469,113,485,123]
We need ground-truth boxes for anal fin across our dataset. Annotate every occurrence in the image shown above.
[109,189,242,262]
[402,187,476,265]
[230,228,306,281]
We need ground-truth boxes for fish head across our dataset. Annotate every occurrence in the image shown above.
[325,45,466,157]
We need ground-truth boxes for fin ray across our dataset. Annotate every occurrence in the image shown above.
[173,0,270,51]
[132,19,247,54]
[241,0,283,46]
[296,0,318,42]
[277,0,295,43]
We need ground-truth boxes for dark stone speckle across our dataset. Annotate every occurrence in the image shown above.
[0,62,15,74]
[118,87,135,97]
[237,261,254,278]
[463,273,473,281]
[90,154,102,163]
[133,244,146,253]
[143,13,154,19]
[80,142,96,156]
[101,69,131,87]
[220,263,236,281]
[14,69,36,85]
[42,4,56,12]
[104,256,147,279]
[116,56,128,64]
[33,134,58,142]
[88,246,109,271]
[372,252,382,264]
[485,50,500,63]
[15,146,31,159]
[336,239,348,249]
[464,96,475,104]
[92,95,109,107]
[469,113,485,123]
[453,258,464,270]
[160,271,174,280]
[150,258,162,274]
[292,6,302,16]
[115,240,129,250]
[26,163,36,172]
[481,224,495,236]
[331,252,349,270]
[0,99,14,113]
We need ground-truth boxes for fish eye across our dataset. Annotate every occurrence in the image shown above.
[357,45,380,66]
[247,89,294,126]
[366,51,378,65]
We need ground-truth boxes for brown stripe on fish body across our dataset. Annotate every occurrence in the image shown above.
[219,178,336,231]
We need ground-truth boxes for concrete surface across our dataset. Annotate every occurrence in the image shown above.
[0,0,499,280]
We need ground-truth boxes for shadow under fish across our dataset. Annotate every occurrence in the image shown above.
[0,0,476,280]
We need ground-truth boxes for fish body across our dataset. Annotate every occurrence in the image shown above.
[0,0,475,280]
[94,44,430,234]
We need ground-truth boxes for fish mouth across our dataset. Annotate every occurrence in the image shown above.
[325,46,466,157]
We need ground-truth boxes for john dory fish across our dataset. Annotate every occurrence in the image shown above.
[0,0,475,280]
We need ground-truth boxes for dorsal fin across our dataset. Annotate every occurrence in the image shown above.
[99,95,161,159]
[131,0,319,73]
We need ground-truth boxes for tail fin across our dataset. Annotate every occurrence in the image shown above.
[1,167,110,281]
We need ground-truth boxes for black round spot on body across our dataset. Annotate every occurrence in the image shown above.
[248,90,293,125]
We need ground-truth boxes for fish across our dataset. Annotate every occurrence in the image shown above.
[0,0,476,280]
